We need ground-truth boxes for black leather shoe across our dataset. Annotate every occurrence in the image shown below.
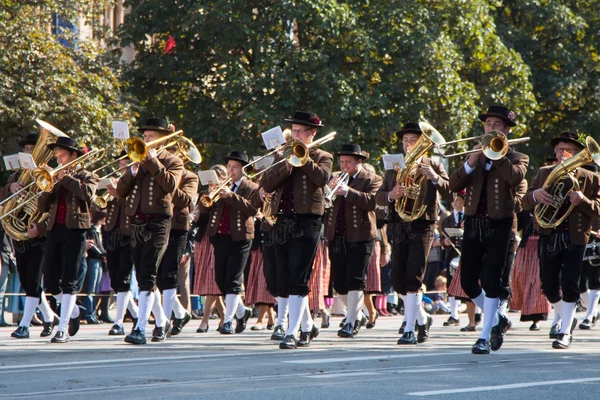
[529,322,540,331]
[85,315,102,325]
[125,328,146,345]
[339,317,347,328]
[443,316,460,326]
[549,323,561,339]
[151,321,171,342]
[41,315,59,337]
[171,312,192,336]
[366,312,379,329]
[235,308,252,334]
[266,324,274,330]
[460,324,476,332]
[471,338,490,354]
[579,319,592,330]
[321,313,330,329]
[11,326,30,339]
[196,323,209,333]
[337,322,354,338]
[490,313,510,351]
[474,313,482,325]
[68,306,86,336]
[298,325,319,347]
[552,333,572,349]
[220,321,234,334]
[397,331,417,345]
[279,334,297,350]
[51,331,69,343]
[417,315,433,343]
[271,325,285,340]
[108,324,125,336]
[398,321,407,334]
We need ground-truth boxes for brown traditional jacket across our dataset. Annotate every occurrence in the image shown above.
[104,198,131,236]
[324,167,383,242]
[523,165,600,245]
[171,169,199,231]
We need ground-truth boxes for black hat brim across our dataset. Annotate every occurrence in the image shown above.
[283,118,324,128]
[336,151,368,160]
[550,137,584,150]
[478,112,517,127]
[47,143,84,157]
[223,156,249,166]
[137,125,173,133]
[395,129,422,138]
[18,140,37,147]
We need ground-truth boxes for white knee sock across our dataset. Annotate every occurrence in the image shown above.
[128,296,139,319]
[57,294,77,333]
[135,290,155,333]
[114,292,130,327]
[584,290,600,321]
[53,293,62,305]
[224,294,239,324]
[39,292,54,323]
[162,289,177,320]
[171,296,186,319]
[551,301,562,326]
[560,301,577,335]
[346,291,361,325]
[20,297,40,328]
[472,292,485,310]
[300,299,313,332]
[285,295,307,337]
[235,297,247,319]
[581,290,590,309]
[416,301,429,325]
[151,291,167,328]
[276,297,288,327]
[449,297,458,319]
[498,299,508,317]
[404,293,420,333]
[479,297,500,341]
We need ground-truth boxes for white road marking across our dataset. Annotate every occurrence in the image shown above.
[407,377,600,396]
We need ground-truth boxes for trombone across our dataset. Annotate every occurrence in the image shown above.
[199,177,232,208]
[437,131,530,160]
[242,129,292,178]
[247,131,337,180]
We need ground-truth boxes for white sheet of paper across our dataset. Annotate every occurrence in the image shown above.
[252,155,274,171]
[3,154,21,171]
[382,154,406,170]
[18,152,37,170]
[198,170,219,186]
[112,121,129,139]
[96,177,115,190]
[261,126,285,150]
[445,228,464,238]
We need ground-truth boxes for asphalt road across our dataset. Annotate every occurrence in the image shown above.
[1,312,599,399]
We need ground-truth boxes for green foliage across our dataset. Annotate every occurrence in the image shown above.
[0,0,135,162]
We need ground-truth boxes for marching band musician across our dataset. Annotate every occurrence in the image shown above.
[523,132,600,349]
[449,105,529,354]
[261,111,333,350]
[118,118,184,345]
[104,152,139,336]
[1,133,58,339]
[198,151,259,335]
[579,209,599,330]
[324,144,382,338]
[158,148,199,336]
[376,122,452,345]
[37,136,99,343]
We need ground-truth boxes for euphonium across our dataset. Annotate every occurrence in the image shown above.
[394,122,445,222]
[0,119,68,241]
[200,178,232,208]
[323,171,349,209]
[534,136,600,229]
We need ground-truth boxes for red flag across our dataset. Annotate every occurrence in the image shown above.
[165,35,176,54]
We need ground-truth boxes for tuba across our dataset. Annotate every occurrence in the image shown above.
[0,120,68,241]
[394,122,445,222]
[534,136,600,229]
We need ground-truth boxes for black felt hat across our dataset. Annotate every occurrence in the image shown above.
[137,118,174,133]
[47,136,84,157]
[223,150,249,166]
[18,133,39,148]
[550,132,585,151]
[478,105,517,127]
[336,144,369,160]
[395,122,422,138]
[284,111,324,127]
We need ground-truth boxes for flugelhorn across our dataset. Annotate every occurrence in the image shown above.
[199,177,233,208]
[324,171,350,209]
[438,131,530,160]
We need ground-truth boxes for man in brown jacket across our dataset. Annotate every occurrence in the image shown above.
[199,150,258,335]
[262,111,333,350]
[159,156,199,336]
[325,144,382,338]
[2,133,58,339]
[37,137,99,343]
[104,153,139,336]
[118,118,184,345]
[523,132,600,349]
[376,122,452,346]
[450,105,529,354]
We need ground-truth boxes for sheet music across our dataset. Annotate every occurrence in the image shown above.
[198,170,219,185]
[445,228,464,238]
[3,154,21,171]
[112,121,130,139]
[18,152,36,170]
[382,154,406,170]
[261,126,285,150]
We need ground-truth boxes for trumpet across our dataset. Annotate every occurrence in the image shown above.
[324,171,349,209]
[199,177,232,208]
[438,131,530,160]
[243,129,293,178]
